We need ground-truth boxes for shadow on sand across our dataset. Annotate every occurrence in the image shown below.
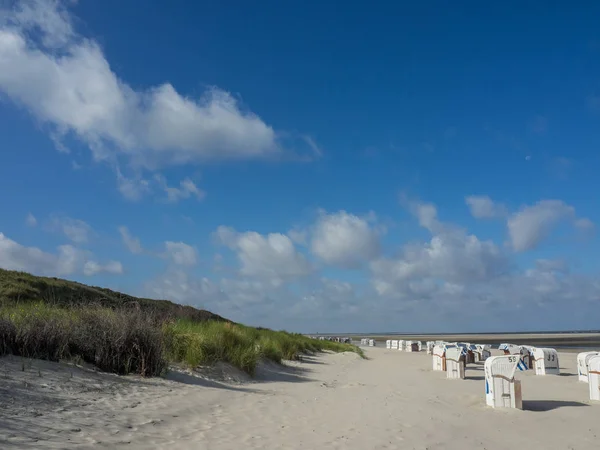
[523,400,588,412]
[297,355,326,365]
[164,371,261,392]
[254,361,314,383]
[465,375,485,381]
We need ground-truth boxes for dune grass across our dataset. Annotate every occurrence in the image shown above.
[0,268,228,323]
[0,302,167,376]
[0,302,363,377]
[165,320,364,375]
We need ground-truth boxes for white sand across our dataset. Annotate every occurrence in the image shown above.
[1,348,598,449]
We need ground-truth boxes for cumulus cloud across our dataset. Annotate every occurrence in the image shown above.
[412,202,442,233]
[142,198,600,331]
[310,210,382,268]
[370,200,508,299]
[143,269,281,325]
[507,200,592,252]
[214,226,312,286]
[83,260,123,276]
[0,231,122,276]
[287,228,307,245]
[370,231,507,296]
[118,226,143,254]
[291,278,361,318]
[0,0,282,168]
[46,215,92,243]
[164,241,198,266]
[154,175,205,203]
[465,195,508,219]
[116,170,151,201]
[575,217,595,232]
[144,269,227,306]
[535,259,569,273]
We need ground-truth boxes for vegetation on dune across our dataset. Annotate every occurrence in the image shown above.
[165,320,363,375]
[0,302,167,376]
[0,270,364,377]
[0,268,228,323]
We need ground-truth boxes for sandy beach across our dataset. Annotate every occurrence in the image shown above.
[1,347,598,449]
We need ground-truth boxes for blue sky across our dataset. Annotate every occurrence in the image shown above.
[1,0,600,332]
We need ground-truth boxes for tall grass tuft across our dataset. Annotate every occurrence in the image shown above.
[165,320,261,375]
[0,303,167,376]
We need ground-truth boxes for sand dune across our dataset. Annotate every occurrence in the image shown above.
[1,348,598,449]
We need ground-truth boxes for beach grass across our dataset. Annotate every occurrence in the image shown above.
[0,268,228,323]
[0,273,363,377]
[165,320,364,375]
[0,302,167,376]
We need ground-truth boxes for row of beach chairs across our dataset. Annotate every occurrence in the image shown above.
[429,341,600,408]
[384,339,422,352]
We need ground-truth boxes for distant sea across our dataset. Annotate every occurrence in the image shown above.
[346,330,600,336]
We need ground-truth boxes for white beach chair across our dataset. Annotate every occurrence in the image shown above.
[498,343,520,355]
[368,339,376,347]
[432,345,446,371]
[588,355,600,401]
[445,347,465,379]
[518,346,535,369]
[577,351,599,382]
[532,348,560,375]
[386,340,392,349]
[474,344,491,362]
[391,340,399,350]
[398,340,405,352]
[426,341,435,355]
[484,355,523,409]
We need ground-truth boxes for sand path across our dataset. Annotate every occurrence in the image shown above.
[1,348,598,449]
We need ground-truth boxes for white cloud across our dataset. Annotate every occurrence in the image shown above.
[25,213,37,227]
[83,260,123,276]
[370,231,507,296]
[465,195,508,219]
[291,277,361,318]
[371,200,508,298]
[575,217,595,231]
[0,231,122,277]
[143,270,273,324]
[412,202,442,233]
[142,198,600,332]
[0,1,282,169]
[155,175,205,203]
[507,200,592,252]
[310,210,382,268]
[287,228,307,245]
[47,215,92,243]
[116,170,151,201]
[164,241,198,266]
[535,259,568,273]
[118,226,143,254]
[144,269,228,307]
[214,226,312,285]
[10,0,74,48]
